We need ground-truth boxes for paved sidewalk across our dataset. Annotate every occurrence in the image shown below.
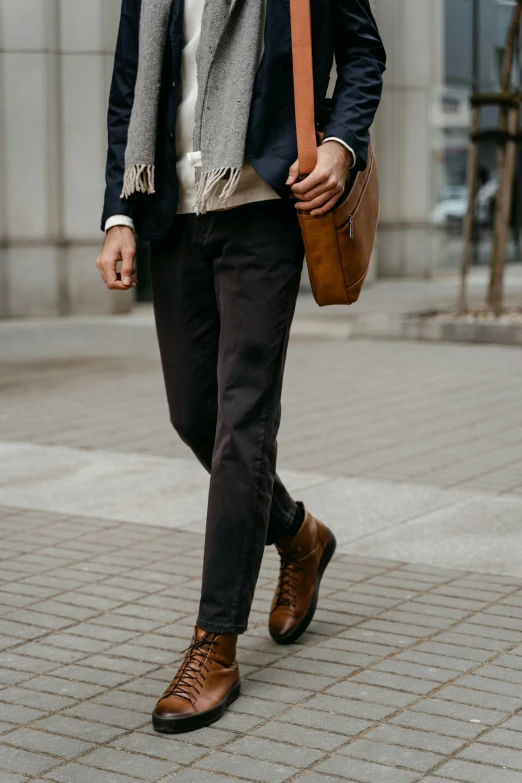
[1,313,522,577]
[1,313,521,496]
[0,305,521,781]
[294,265,522,336]
[2,505,522,783]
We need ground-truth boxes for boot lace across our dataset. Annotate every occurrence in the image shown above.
[274,548,302,608]
[161,635,219,706]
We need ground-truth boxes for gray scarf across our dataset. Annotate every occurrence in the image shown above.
[121,0,263,215]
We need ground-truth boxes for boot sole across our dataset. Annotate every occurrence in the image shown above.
[271,529,337,645]
[152,679,241,734]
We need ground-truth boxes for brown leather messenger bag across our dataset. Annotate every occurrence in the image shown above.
[289,0,380,306]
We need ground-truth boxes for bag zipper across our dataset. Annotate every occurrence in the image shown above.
[337,155,375,238]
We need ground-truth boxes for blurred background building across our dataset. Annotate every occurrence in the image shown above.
[0,0,520,316]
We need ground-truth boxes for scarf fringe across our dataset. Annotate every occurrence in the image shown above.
[193,167,242,215]
[121,164,156,199]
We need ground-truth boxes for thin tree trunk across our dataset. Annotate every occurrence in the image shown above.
[459,106,480,313]
[501,2,522,93]
[488,0,522,313]
[488,106,519,314]
[495,2,522,203]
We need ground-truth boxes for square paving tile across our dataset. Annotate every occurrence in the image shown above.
[1,505,522,783]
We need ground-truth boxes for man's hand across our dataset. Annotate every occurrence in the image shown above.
[96,226,137,290]
[287,141,352,216]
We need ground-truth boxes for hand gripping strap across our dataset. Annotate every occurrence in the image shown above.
[289,0,318,176]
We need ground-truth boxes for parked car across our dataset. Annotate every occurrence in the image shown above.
[432,185,468,233]
[476,176,498,226]
[432,177,499,233]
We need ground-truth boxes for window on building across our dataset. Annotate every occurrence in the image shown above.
[493,45,521,88]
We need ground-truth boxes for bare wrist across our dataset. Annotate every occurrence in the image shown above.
[107,225,133,235]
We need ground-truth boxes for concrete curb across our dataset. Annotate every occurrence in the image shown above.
[352,313,522,346]
[291,313,522,346]
[291,318,353,340]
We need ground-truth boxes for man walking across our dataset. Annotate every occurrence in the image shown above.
[97,0,385,734]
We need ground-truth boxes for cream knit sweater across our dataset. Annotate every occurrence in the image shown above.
[174,0,278,214]
[105,1,354,231]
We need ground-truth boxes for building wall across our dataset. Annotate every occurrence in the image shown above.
[373,0,445,278]
[0,0,132,316]
[441,0,520,269]
[445,0,520,150]
[0,0,448,317]
[446,0,519,91]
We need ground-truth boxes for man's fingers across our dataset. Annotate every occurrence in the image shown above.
[105,273,135,291]
[110,272,137,290]
[95,254,114,286]
[286,159,300,185]
[98,254,123,290]
[102,256,119,288]
[290,141,350,214]
[121,249,136,287]
[120,271,138,288]
[96,252,137,290]
[107,279,132,291]
[96,226,137,290]
[291,167,329,196]
[294,186,341,212]
[310,192,343,216]
[95,254,105,282]
[293,180,339,204]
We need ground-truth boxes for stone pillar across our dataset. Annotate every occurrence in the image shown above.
[373,0,444,278]
[0,0,132,317]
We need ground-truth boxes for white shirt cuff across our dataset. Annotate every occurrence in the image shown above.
[105,215,135,233]
[322,137,357,169]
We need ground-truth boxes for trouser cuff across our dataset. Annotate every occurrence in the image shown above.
[196,617,248,635]
[265,501,299,546]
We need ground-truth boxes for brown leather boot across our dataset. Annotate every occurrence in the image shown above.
[269,506,336,645]
[152,626,240,733]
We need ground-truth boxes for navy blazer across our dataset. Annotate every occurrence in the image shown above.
[102,0,386,240]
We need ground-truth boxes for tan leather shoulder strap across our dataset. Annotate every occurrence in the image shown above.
[289,0,318,176]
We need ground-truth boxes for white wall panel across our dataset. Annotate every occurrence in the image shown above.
[61,54,106,238]
[7,246,59,316]
[102,0,122,52]
[374,0,444,278]
[2,52,51,238]
[59,0,103,52]
[0,0,131,314]
[0,0,48,51]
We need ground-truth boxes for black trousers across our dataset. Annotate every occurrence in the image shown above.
[150,199,304,634]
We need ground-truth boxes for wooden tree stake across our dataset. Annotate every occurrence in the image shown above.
[488,105,519,314]
[459,106,480,313]
[487,0,522,314]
